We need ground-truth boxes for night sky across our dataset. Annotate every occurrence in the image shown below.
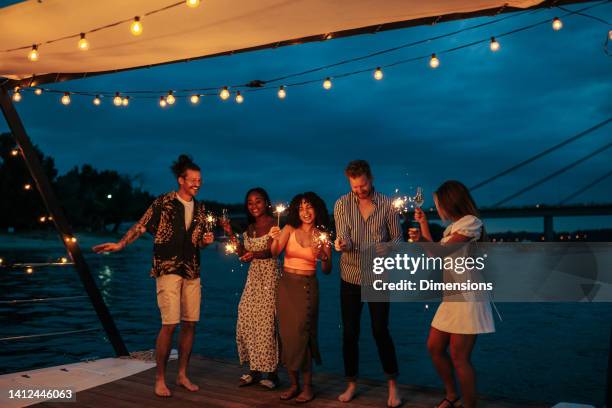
[2,1,611,232]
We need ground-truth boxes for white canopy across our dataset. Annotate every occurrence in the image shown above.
[0,0,583,84]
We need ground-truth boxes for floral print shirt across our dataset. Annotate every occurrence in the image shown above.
[139,192,207,279]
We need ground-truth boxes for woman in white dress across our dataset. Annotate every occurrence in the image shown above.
[411,180,494,408]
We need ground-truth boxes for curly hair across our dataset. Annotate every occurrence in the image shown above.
[244,187,273,224]
[171,154,200,178]
[286,192,330,230]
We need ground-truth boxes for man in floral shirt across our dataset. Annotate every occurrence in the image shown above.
[93,155,213,397]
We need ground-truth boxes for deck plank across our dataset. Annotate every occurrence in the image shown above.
[33,356,547,408]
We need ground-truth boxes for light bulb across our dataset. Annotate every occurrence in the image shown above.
[429,53,440,68]
[552,17,563,31]
[39,216,46,223]
[28,45,39,61]
[186,0,200,8]
[26,266,33,274]
[24,184,32,190]
[93,95,101,105]
[113,92,122,106]
[323,77,332,90]
[61,93,71,105]
[12,91,22,102]
[122,96,129,106]
[78,33,89,50]
[374,67,383,80]
[235,91,244,104]
[278,86,286,99]
[11,149,19,156]
[34,88,42,95]
[130,16,143,36]
[190,94,200,104]
[490,37,500,52]
[220,86,230,100]
[166,91,176,105]
[159,96,167,107]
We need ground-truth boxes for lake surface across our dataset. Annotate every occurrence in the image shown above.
[0,233,610,406]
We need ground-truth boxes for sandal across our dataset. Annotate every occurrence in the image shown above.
[238,372,261,387]
[259,377,279,390]
[435,397,462,408]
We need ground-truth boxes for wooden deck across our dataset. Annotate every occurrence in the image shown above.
[34,356,547,408]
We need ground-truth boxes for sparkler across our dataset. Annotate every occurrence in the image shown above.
[392,189,409,214]
[274,204,286,227]
[205,212,217,232]
[224,241,238,255]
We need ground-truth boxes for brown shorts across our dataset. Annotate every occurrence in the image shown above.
[156,274,201,325]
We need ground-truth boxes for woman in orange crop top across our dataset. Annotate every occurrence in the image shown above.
[269,192,332,403]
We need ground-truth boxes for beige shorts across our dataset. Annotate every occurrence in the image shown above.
[156,274,201,325]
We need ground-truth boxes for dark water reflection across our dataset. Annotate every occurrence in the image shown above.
[0,234,610,405]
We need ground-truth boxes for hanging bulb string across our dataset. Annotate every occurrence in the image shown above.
[1,1,188,53]
[14,1,610,101]
[261,7,543,85]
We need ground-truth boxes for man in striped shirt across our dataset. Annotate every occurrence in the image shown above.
[334,160,402,407]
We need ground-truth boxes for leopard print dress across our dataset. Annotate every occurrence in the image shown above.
[236,232,280,373]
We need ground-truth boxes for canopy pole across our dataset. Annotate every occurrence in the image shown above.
[0,86,129,357]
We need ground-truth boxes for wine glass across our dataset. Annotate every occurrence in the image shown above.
[413,187,424,208]
[220,208,229,239]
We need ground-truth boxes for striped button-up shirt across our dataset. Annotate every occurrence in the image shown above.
[334,190,402,285]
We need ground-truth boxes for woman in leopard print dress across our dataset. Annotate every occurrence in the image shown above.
[224,188,280,388]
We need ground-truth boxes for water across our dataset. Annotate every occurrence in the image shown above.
[0,233,610,406]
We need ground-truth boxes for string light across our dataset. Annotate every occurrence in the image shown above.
[24,184,32,190]
[93,95,101,105]
[11,149,19,156]
[122,96,130,106]
[61,93,71,105]
[113,92,122,106]
[0,258,3,265]
[25,266,34,274]
[374,67,383,80]
[39,216,46,223]
[12,90,22,102]
[235,91,244,104]
[78,33,89,51]
[159,96,167,107]
[552,17,563,31]
[429,53,440,68]
[28,45,39,61]
[190,94,200,104]
[64,236,77,244]
[166,91,176,105]
[219,86,230,100]
[34,88,43,95]
[130,16,143,36]
[323,77,332,90]
[490,36,500,52]
[186,0,200,8]
[60,257,68,264]
[277,86,286,99]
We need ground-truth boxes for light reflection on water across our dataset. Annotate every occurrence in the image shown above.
[0,236,610,405]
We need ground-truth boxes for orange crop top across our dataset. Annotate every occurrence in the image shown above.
[284,231,316,271]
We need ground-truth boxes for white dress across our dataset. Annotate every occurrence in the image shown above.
[431,215,495,335]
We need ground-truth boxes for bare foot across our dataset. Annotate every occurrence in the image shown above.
[176,375,199,392]
[338,382,357,402]
[387,383,401,408]
[295,385,314,403]
[154,380,172,397]
[280,384,300,400]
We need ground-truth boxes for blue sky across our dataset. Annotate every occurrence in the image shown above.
[2,1,611,232]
